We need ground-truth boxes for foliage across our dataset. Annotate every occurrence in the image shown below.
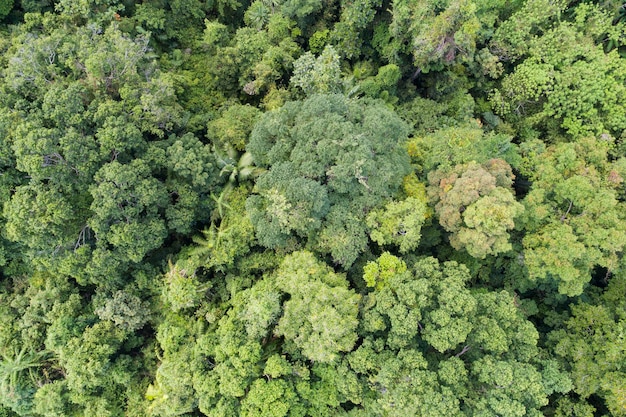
[366,197,428,254]
[291,45,342,95]
[548,267,626,415]
[355,254,568,416]
[519,137,626,296]
[428,159,524,258]
[0,1,622,415]
[491,2,626,139]
[247,93,411,266]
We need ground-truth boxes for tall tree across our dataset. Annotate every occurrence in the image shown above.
[491,2,626,139]
[427,159,524,259]
[247,93,411,266]
[517,137,626,296]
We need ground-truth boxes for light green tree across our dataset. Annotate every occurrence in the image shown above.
[491,2,626,138]
[428,159,524,258]
[274,251,360,363]
[291,45,342,95]
[518,137,626,296]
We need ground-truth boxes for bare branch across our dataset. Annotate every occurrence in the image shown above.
[455,345,471,357]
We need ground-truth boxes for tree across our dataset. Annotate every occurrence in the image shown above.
[0,346,46,415]
[491,2,626,139]
[329,0,382,59]
[94,290,151,332]
[202,19,301,99]
[3,185,81,258]
[0,16,205,282]
[366,197,428,254]
[548,266,626,415]
[518,137,626,296]
[379,0,518,76]
[247,93,411,266]
[247,162,329,249]
[427,159,524,258]
[166,133,217,190]
[406,120,519,176]
[356,254,569,416]
[208,104,262,153]
[274,251,360,363]
[190,186,256,272]
[88,159,169,264]
[291,45,343,95]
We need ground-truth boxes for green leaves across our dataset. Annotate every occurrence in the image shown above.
[3,185,80,256]
[0,347,46,416]
[428,159,524,258]
[519,137,626,295]
[166,133,216,190]
[291,46,342,95]
[247,94,411,266]
[89,160,169,263]
[247,162,329,249]
[549,269,626,415]
[366,197,428,254]
[491,3,626,138]
[0,1,624,415]
[357,254,557,416]
[274,252,360,363]
[208,104,261,153]
[94,290,150,332]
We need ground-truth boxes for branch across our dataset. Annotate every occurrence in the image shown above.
[560,199,573,222]
[455,345,470,357]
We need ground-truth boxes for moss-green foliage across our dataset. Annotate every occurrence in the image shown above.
[208,104,261,152]
[290,45,342,95]
[491,2,626,139]
[366,197,428,254]
[0,0,12,20]
[0,0,624,415]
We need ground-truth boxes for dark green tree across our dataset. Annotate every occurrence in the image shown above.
[247,93,411,266]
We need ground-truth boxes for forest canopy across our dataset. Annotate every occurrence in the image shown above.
[0,0,626,416]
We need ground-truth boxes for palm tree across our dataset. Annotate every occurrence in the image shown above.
[216,148,266,187]
[212,146,266,221]
[245,1,271,30]
[0,346,49,413]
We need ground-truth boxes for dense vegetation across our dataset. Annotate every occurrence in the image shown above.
[0,0,625,416]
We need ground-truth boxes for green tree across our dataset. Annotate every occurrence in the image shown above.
[208,104,262,153]
[0,347,46,415]
[356,254,569,416]
[89,159,169,264]
[94,290,151,332]
[202,19,301,99]
[518,137,626,296]
[366,197,428,254]
[190,186,256,272]
[428,159,524,258]
[406,121,519,175]
[247,94,411,266]
[291,45,343,95]
[491,2,626,139]
[3,185,79,258]
[329,0,382,59]
[381,0,517,76]
[548,266,626,415]
[247,162,329,249]
[274,251,360,363]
